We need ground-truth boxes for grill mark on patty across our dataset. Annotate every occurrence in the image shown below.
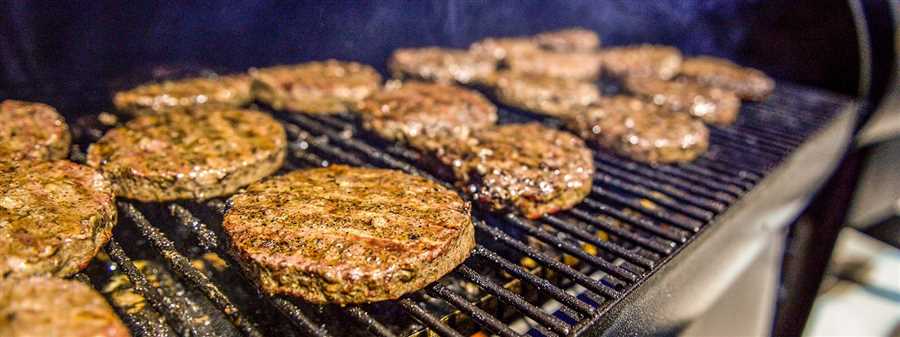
[678,56,775,101]
[599,44,683,80]
[492,72,600,118]
[624,76,741,126]
[388,47,497,84]
[113,74,253,115]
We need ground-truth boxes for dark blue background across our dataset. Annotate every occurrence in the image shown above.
[0,0,864,112]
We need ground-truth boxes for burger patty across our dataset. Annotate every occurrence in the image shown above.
[87,109,286,201]
[0,100,70,164]
[533,28,600,52]
[678,56,775,101]
[599,44,683,80]
[425,123,594,218]
[624,77,741,125]
[223,165,474,304]
[0,277,130,337]
[250,60,382,114]
[113,74,253,114]
[560,96,710,163]
[356,81,497,143]
[0,161,116,280]
[469,36,541,61]
[493,72,600,118]
[506,50,601,80]
[388,47,497,84]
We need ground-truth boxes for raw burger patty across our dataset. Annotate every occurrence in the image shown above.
[624,77,741,125]
[506,50,601,80]
[493,72,600,118]
[426,123,594,218]
[561,96,710,163]
[678,56,775,101]
[599,44,683,80]
[533,28,600,51]
[0,161,116,280]
[0,277,130,337]
[356,81,497,143]
[87,109,286,201]
[223,165,474,304]
[388,47,497,84]
[0,100,70,164]
[113,74,252,114]
[251,60,381,114]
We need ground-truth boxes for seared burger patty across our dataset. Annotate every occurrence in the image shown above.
[561,96,709,163]
[599,44,683,80]
[0,100,70,164]
[87,109,286,201]
[356,81,497,143]
[493,72,600,118]
[388,47,497,84]
[469,36,541,61]
[113,74,252,114]
[533,28,600,52]
[251,60,381,114]
[0,277,130,337]
[624,77,741,125]
[426,123,594,218]
[223,165,474,304]
[678,56,775,101]
[506,50,601,80]
[0,161,116,280]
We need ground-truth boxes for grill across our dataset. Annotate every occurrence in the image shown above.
[55,79,855,337]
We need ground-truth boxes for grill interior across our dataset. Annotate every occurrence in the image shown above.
[62,81,852,337]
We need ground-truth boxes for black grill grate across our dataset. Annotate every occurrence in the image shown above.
[65,81,852,337]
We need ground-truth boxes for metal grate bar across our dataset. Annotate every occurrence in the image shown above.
[105,239,189,335]
[346,307,398,337]
[592,152,738,204]
[691,157,762,183]
[570,202,683,248]
[426,283,524,337]
[499,214,638,282]
[588,188,703,232]
[472,245,595,316]
[593,172,715,220]
[168,203,220,250]
[595,167,727,212]
[271,297,331,337]
[398,299,465,337]
[665,162,753,192]
[710,126,795,155]
[456,265,572,336]
[564,208,680,253]
[543,211,665,265]
[474,220,622,299]
[703,144,775,173]
[117,202,265,337]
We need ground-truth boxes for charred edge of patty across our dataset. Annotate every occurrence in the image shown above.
[0,100,72,163]
[462,171,594,219]
[230,216,475,304]
[250,77,357,114]
[95,145,286,202]
[112,77,253,115]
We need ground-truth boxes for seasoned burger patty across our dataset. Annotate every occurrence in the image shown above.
[250,60,382,114]
[87,109,286,201]
[0,100,70,164]
[599,44,683,80]
[113,74,252,114]
[469,36,541,61]
[223,165,474,303]
[534,28,600,52]
[356,81,497,143]
[678,56,775,101]
[0,161,116,280]
[388,47,497,84]
[624,77,741,125]
[561,96,709,163]
[493,72,600,118]
[425,123,593,218]
[0,277,130,337]
[506,50,601,80]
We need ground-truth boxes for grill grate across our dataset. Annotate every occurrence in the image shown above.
[63,81,852,337]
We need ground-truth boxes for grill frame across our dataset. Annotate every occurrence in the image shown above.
[53,81,857,337]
